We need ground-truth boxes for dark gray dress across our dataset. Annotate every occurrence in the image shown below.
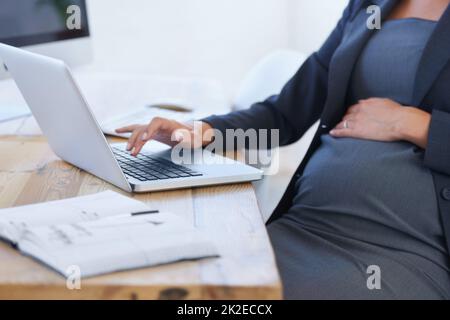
[268,18,450,299]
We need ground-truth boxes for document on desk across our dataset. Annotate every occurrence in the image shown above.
[0,191,218,278]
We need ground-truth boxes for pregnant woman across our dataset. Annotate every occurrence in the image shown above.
[117,0,450,299]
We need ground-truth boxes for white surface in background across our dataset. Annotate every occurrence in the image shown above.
[0,101,30,123]
[82,0,345,98]
[73,72,229,122]
[84,0,291,99]
[233,50,307,110]
[288,0,348,56]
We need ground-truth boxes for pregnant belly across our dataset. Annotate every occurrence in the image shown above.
[294,135,438,232]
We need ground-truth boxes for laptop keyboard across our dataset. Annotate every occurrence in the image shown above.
[112,147,203,182]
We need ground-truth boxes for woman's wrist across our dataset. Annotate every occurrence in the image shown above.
[185,121,215,147]
[396,107,431,149]
[200,121,215,146]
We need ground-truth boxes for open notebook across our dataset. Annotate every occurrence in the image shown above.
[0,191,218,278]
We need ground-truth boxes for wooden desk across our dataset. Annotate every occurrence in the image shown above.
[0,136,282,299]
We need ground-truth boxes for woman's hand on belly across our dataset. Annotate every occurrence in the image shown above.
[330,98,431,149]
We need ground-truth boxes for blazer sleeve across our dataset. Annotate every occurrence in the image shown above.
[424,109,450,176]
[202,0,357,148]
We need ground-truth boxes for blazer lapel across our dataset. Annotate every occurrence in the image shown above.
[412,4,450,107]
[321,0,397,127]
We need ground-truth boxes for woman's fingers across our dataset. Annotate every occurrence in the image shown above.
[334,121,344,130]
[130,118,168,156]
[122,117,203,156]
[134,119,165,153]
[131,131,149,156]
[333,120,349,130]
[172,128,195,147]
[330,123,352,137]
[144,118,165,142]
[343,114,357,122]
[330,129,351,137]
[127,127,145,153]
[346,103,363,115]
[329,119,355,137]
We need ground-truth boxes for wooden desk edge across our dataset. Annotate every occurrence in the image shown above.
[0,283,282,300]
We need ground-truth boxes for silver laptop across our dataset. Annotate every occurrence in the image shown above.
[0,43,262,193]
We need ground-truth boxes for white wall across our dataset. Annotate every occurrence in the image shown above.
[85,0,290,98]
[84,0,348,99]
[288,0,348,55]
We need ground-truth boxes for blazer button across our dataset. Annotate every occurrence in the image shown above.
[441,188,450,201]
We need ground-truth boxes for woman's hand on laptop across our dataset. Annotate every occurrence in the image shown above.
[116,118,215,156]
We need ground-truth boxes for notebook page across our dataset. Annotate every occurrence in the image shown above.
[0,191,151,244]
[18,214,218,277]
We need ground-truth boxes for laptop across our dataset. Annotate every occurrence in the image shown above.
[0,43,263,193]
